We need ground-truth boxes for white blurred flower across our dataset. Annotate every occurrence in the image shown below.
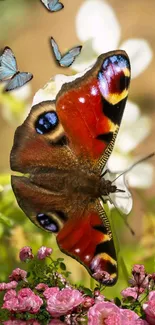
[0,83,31,123]
[32,65,93,106]
[107,100,153,190]
[73,0,153,78]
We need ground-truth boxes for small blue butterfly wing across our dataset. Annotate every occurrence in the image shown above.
[49,2,64,11]
[60,46,82,67]
[48,0,64,11]
[51,37,61,62]
[40,0,49,9]
[60,53,74,67]
[5,72,33,92]
[0,47,17,80]
[48,0,58,7]
[69,46,82,56]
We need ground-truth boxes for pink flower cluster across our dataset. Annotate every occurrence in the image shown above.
[2,288,43,313]
[44,287,84,317]
[143,291,155,324]
[19,246,52,262]
[121,264,152,300]
[1,247,155,324]
[88,301,148,325]
[3,320,64,325]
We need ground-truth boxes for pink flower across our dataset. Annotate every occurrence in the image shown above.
[3,289,17,301]
[17,288,43,313]
[44,287,83,317]
[43,287,59,299]
[3,321,27,325]
[0,281,18,291]
[48,320,66,325]
[37,246,52,259]
[19,246,34,262]
[94,290,105,303]
[0,282,6,291]
[35,283,48,291]
[82,296,95,308]
[3,289,19,311]
[120,309,148,324]
[3,321,40,325]
[88,301,147,325]
[121,287,139,300]
[143,291,155,324]
[132,264,146,274]
[3,288,43,314]
[130,264,151,289]
[88,301,120,325]
[9,268,27,282]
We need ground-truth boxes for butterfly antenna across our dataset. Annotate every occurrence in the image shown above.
[112,152,155,184]
[107,195,135,236]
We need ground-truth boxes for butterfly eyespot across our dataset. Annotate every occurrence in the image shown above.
[37,213,59,232]
[35,111,59,134]
[36,210,67,233]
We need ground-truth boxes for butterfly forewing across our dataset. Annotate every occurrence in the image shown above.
[51,38,61,61]
[0,47,17,80]
[56,50,131,170]
[10,51,131,286]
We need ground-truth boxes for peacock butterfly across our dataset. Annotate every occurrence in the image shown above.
[10,50,131,286]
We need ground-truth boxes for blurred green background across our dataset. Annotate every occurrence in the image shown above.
[0,0,155,300]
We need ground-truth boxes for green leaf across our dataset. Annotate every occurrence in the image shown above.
[60,262,66,271]
[114,297,121,306]
[0,212,13,226]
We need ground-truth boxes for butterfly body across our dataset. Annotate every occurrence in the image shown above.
[11,50,131,285]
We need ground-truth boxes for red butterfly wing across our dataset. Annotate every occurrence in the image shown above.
[56,50,130,168]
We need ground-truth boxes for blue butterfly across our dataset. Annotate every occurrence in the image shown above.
[0,47,33,92]
[41,0,64,12]
[50,37,82,67]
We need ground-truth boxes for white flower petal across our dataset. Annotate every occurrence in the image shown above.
[110,187,133,215]
[122,100,140,126]
[72,40,96,72]
[116,116,151,154]
[76,0,121,54]
[107,152,132,172]
[32,68,93,106]
[103,170,133,214]
[120,39,153,79]
[126,162,154,188]
[10,83,31,100]
[32,74,78,106]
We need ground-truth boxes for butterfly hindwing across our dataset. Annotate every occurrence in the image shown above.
[11,172,117,285]
[41,0,64,12]
[48,0,64,12]
[60,46,82,67]
[57,199,117,285]
[5,72,33,92]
